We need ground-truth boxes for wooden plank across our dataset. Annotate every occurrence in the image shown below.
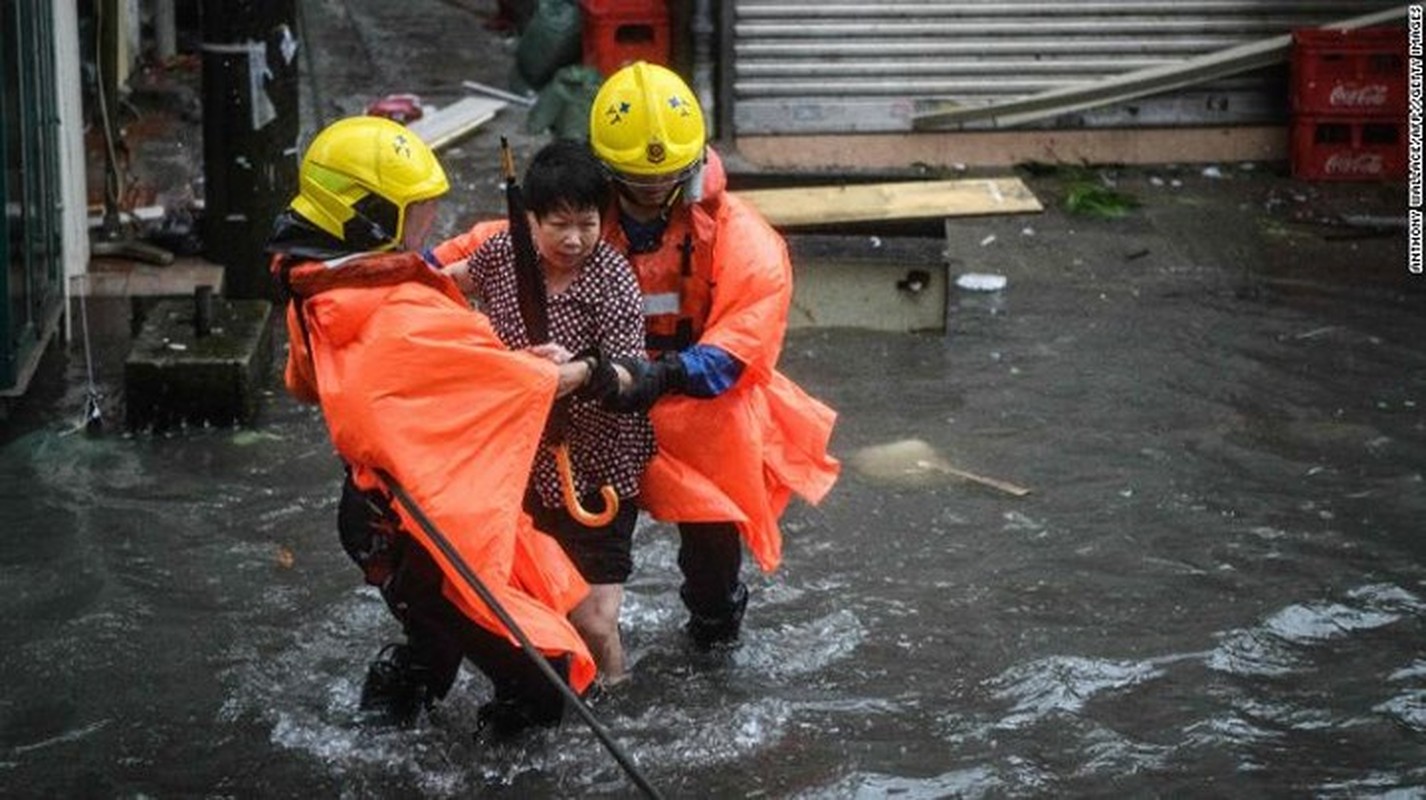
[407,96,507,151]
[733,177,1041,228]
[918,460,1033,497]
[736,126,1287,170]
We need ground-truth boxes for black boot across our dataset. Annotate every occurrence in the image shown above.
[472,656,574,743]
[473,698,548,742]
[683,582,748,650]
[359,643,436,727]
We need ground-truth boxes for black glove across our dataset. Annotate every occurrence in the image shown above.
[573,350,620,405]
[605,352,687,413]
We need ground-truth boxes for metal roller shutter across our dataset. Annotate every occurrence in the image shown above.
[729,0,1403,134]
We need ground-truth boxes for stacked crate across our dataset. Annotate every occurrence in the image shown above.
[1290,27,1408,181]
[579,0,670,77]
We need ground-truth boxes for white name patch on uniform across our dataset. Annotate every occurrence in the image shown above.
[643,292,680,316]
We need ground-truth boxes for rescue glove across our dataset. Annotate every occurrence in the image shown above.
[572,349,620,405]
[605,352,687,413]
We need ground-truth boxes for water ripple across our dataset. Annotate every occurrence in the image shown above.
[738,609,866,680]
[988,655,1163,729]
[1077,725,1171,777]
[1207,584,1423,677]
[804,766,1009,800]
[1374,691,1426,732]
[1262,602,1401,644]
[1206,628,1306,677]
[1181,712,1280,748]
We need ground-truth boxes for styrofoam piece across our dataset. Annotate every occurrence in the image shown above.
[956,272,1007,292]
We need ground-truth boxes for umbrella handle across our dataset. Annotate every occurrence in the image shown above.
[553,442,619,527]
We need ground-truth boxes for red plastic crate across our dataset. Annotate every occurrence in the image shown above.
[579,0,670,76]
[1291,27,1407,116]
[1290,115,1406,181]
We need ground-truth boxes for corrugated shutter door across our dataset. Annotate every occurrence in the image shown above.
[731,0,1403,134]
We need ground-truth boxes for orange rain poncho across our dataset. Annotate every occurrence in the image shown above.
[278,250,596,693]
[435,148,840,573]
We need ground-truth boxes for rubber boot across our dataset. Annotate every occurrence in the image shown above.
[359,643,436,727]
[682,581,748,650]
[677,522,747,649]
[472,654,574,743]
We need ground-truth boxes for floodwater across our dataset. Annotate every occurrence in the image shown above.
[5,0,1425,794]
[4,190,1425,797]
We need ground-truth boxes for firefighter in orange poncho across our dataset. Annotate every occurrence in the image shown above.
[434,63,841,650]
[267,116,598,735]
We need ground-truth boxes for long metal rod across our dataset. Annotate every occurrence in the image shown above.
[374,469,663,800]
[462,79,535,107]
[911,5,1408,129]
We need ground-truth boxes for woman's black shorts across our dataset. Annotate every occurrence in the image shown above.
[525,490,638,585]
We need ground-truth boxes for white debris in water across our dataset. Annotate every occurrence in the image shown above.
[847,438,951,487]
[956,273,1007,292]
[979,234,997,247]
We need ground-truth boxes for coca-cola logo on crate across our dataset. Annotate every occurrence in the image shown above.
[1324,152,1385,175]
[1327,83,1390,108]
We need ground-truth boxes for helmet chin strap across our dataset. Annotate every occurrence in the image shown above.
[657,182,685,220]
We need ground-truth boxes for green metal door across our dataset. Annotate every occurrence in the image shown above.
[2,1,65,395]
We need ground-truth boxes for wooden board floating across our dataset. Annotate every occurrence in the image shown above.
[916,460,1032,497]
[733,177,1042,228]
[407,96,507,151]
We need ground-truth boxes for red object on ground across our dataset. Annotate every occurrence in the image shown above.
[579,0,670,76]
[365,94,425,124]
[1290,116,1407,181]
[1291,27,1407,116]
[1289,27,1406,182]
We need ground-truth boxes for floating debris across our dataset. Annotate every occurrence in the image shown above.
[956,273,1008,292]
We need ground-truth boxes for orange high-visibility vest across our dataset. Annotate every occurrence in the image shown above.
[603,150,839,572]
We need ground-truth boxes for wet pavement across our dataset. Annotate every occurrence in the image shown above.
[3,1,1425,797]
